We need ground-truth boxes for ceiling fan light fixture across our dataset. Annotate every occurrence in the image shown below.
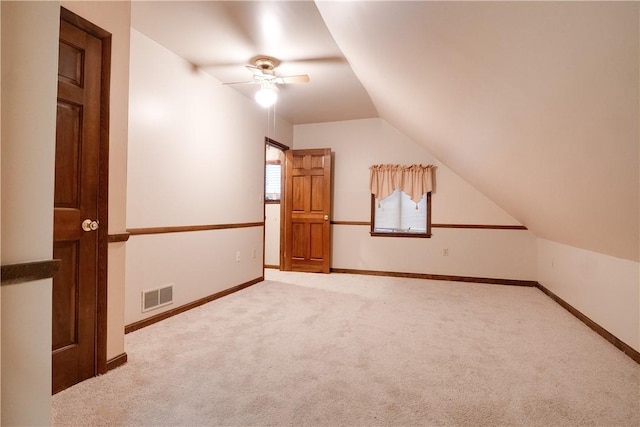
[255,83,278,108]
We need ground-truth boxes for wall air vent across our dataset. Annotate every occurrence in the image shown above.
[142,284,174,312]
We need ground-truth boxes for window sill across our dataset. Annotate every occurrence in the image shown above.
[370,232,431,238]
[265,200,281,205]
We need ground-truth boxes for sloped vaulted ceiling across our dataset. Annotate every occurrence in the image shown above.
[316,1,639,262]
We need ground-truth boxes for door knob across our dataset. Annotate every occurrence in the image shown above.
[324,215,329,221]
[82,219,99,232]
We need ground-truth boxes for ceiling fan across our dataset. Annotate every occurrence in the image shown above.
[223,57,309,107]
[223,56,310,86]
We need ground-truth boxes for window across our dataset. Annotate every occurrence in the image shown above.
[369,164,433,238]
[371,190,431,237]
[265,161,282,202]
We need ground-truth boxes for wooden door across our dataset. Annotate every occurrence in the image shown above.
[52,15,104,394]
[283,149,332,273]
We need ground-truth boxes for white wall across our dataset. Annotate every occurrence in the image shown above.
[125,228,263,325]
[294,118,537,280]
[537,239,640,352]
[264,203,281,267]
[0,1,60,424]
[61,0,131,363]
[125,29,292,325]
[333,226,536,280]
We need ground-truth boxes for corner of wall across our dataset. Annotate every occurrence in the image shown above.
[537,238,640,352]
[1,3,3,420]
[1,2,60,424]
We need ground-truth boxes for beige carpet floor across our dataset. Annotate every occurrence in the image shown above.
[52,270,640,426]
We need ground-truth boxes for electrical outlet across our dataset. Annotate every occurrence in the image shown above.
[443,248,449,256]
[236,251,240,262]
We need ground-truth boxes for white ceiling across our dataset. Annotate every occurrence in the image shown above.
[131,1,639,262]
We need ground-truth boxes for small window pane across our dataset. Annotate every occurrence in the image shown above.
[265,163,281,201]
[375,190,401,231]
[400,191,427,232]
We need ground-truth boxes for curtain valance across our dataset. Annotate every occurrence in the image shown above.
[369,164,434,203]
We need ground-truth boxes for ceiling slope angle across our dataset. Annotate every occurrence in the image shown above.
[130,0,378,124]
[316,1,639,261]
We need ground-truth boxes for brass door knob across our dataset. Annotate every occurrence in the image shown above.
[81,219,99,232]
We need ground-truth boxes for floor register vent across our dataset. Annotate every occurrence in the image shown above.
[142,284,173,312]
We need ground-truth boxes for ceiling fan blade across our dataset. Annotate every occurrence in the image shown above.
[222,80,257,86]
[285,56,346,65]
[275,74,310,84]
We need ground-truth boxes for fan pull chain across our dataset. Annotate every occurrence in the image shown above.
[265,106,270,139]
[273,102,277,138]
